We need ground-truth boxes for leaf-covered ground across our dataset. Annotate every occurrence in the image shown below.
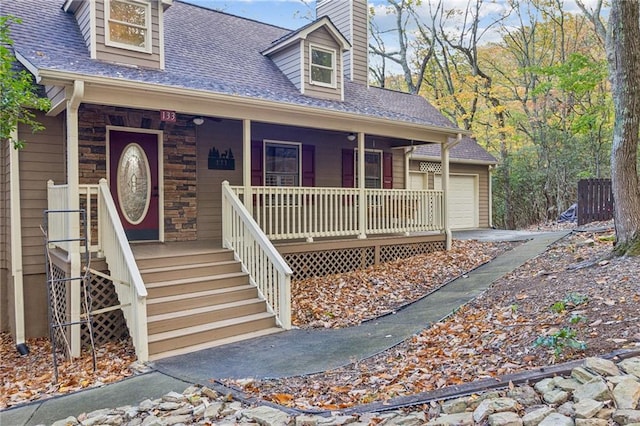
[3,225,638,412]
[0,334,136,409]
[232,226,640,410]
[292,239,517,328]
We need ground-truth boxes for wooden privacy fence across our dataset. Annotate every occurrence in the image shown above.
[577,178,613,225]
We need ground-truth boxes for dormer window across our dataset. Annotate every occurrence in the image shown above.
[310,45,336,88]
[106,0,152,53]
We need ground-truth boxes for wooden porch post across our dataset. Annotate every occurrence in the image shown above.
[357,132,367,239]
[242,119,252,216]
[9,127,27,352]
[67,80,84,358]
[442,133,462,250]
[442,141,451,249]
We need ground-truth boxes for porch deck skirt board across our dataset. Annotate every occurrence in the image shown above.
[276,233,446,280]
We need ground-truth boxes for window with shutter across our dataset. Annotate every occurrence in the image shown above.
[342,149,393,189]
[251,141,315,187]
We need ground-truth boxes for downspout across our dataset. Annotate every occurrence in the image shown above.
[442,133,462,250]
[67,80,84,358]
[242,119,252,215]
[9,127,29,355]
[404,146,417,188]
[357,132,366,239]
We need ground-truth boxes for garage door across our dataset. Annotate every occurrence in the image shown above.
[435,174,478,229]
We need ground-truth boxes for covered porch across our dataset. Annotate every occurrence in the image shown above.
[26,78,466,362]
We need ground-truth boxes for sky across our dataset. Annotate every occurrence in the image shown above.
[184,0,317,29]
[183,0,604,31]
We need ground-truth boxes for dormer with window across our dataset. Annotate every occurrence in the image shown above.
[263,17,350,101]
[63,0,171,70]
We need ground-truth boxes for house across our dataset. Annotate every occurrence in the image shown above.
[0,0,495,362]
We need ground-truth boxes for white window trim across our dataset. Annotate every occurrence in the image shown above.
[354,148,383,189]
[263,140,303,187]
[105,0,152,54]
[309,44,337,88]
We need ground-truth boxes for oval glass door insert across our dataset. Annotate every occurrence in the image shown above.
[117,143,151,225]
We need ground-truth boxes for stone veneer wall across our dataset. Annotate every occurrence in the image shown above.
[78,104,197,241]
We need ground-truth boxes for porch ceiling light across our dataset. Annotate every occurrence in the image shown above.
[347,132,356,142]
[193,117,205,126]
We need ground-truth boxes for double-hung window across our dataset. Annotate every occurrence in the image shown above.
[310,45,336,87]
[354,150,382,189]
[106,0,152,53]
[265,142,301,187]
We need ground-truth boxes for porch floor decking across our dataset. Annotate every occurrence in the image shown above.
[130,239,224,259]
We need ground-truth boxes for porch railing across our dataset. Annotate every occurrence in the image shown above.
[46,180,149,361]
[46,182,102,254]
[97,179,149,361]
[222,181,293,328]
[46,181,70,251]
[230,185,444,240]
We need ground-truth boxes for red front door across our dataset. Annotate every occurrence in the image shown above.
[109,130,160,241]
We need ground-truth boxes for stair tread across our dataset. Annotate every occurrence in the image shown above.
[135,248,231,262]
[148,327,283,361]
[140,260,240,274]
[147,298,265,322]
[147,284,256,304]
[145,271,248,288]
[148,312,275,342]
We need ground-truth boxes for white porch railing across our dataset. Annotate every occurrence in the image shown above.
[46,181,70,251]
[230,185,444,240]
[47,180,149,361]
[222,181,293,328]
[46,182,102,254]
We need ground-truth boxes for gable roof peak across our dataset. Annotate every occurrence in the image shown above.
[262,15,351,56]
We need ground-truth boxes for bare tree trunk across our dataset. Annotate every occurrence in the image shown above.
[606,0,640,256]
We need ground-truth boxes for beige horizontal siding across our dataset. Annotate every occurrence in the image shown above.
[45,85,67,109]
[196,119,243,241]
[18,112,65,275]
[75,0,92,50]
[271,43,302,91]
[1,141,10,271]
[351,0,369,84]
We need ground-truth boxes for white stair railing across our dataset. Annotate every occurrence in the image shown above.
[222,181,293,328]
[97,179,149,361]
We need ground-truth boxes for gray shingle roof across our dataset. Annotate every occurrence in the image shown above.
[3,0,463,133]
[413,137,497,164]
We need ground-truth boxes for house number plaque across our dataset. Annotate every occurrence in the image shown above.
[160,110,176,122]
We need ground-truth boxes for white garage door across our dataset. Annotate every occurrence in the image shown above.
[435,174,478,229]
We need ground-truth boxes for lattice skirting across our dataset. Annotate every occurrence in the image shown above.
[380,241,445,263]
[47,257,129,352]
[81,271,130,347]
[285,247,375,280]
[283,240,446,281]
[48,263,70,358]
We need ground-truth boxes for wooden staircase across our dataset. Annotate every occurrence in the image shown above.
[134,246,282,360]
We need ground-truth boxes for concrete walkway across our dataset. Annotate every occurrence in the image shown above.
[1,231,568,426]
